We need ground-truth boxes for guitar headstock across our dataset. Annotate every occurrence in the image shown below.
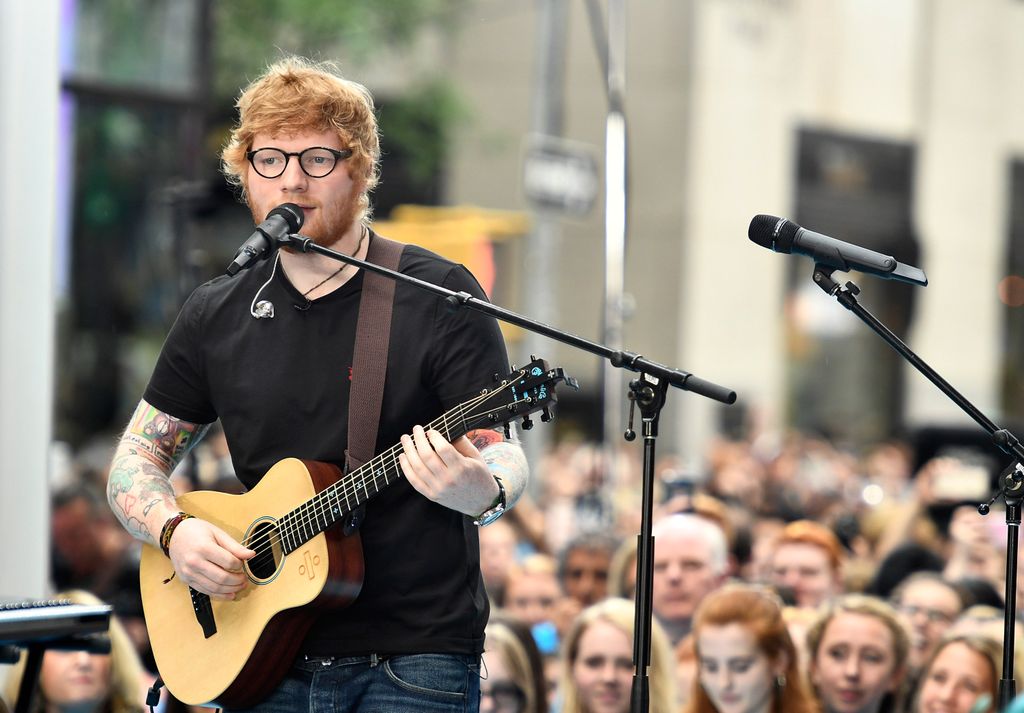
[461,356,578,434]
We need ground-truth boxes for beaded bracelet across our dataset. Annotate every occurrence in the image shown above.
[160,512,195,557]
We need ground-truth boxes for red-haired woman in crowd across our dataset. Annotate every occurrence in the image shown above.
[685,583,818,713]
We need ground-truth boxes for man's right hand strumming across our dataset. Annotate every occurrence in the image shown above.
[165,516,254,599]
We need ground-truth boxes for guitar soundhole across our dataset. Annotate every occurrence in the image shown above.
[245,520,283,581]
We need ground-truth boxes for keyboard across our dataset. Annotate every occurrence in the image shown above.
[0,599,110,645]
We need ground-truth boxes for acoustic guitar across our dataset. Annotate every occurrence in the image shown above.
[139,358,574,706]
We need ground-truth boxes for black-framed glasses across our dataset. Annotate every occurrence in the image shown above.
[245,146,354,179]
[899,604,956,625]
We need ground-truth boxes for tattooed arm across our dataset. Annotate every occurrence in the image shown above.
[107,399,209,545]
[107,399,253,599]
[467,426,529,508]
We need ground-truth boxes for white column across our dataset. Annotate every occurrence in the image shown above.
[0,1,60,599]
[677,0,797,459]
[907,0,1005,426]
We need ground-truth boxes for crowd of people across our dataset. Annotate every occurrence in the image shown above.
[476,429,1024,713]
[5,422,1024,713]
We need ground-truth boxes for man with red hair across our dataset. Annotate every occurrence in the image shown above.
[768,520,845,608]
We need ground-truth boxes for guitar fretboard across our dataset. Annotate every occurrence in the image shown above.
[275,391,485,554]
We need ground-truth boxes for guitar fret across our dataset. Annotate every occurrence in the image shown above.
[328,487,342,522]
[314,494,325,529]
[300,503,311,541]
[278,514,291,554]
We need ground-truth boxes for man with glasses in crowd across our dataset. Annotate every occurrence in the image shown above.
[891,572,965,675]
[106,56,528,712]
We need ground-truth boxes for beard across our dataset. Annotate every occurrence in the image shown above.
[248,187,363,252]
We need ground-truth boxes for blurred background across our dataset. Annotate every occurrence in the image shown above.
[2,0,1024,605]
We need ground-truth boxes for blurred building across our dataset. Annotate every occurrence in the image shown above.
[434,0,1024,459]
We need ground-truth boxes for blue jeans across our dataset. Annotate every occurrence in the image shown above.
[224,654,481,713]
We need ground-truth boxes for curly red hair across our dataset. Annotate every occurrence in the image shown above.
[220,56,380,222]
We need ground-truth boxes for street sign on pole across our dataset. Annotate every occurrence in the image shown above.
[522,134,599,217]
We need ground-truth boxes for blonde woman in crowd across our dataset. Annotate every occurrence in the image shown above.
[911,634,999,713]
[2,590,145,713]
[483,616,548,713]
[685,583,818,713]
[806,594,909,713]
[558,598,676,713]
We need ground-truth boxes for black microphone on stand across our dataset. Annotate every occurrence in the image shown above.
[225,203,304,276]
[748,214,927,286]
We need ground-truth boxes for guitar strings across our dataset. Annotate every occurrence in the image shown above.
[240,382,541,573]
[239,392,500,571]
[237,381,534,571]
[240,367,544,568]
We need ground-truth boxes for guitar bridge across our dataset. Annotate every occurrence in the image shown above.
[189,586,217,639]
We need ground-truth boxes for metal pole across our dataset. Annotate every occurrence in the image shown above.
[603,0,628,467]
[522,0,568,485]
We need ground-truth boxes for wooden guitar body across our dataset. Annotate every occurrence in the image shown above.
[140,458,364,706]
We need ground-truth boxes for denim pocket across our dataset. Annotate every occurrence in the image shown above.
[383,654,477,701]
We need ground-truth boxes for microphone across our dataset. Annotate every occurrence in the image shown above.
[748,214,927,286]
[225,203,304,276]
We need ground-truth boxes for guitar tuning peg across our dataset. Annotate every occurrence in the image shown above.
[541,407,552,423]
[492,373,501,382]
[503,423,512,439]
[529,354,538,362]
[521,414,534,430]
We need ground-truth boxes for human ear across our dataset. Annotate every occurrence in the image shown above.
[772,652,790,680]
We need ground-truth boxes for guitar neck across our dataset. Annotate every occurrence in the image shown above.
[275,403,477,554]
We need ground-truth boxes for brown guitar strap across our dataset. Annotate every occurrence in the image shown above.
[347,231,405,473]
[343,231,404,535]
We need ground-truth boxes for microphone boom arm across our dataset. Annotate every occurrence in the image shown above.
[279,232,737,404]
[811,262,1024,710]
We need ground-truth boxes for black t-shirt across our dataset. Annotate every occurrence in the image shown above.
[143,234,510,656]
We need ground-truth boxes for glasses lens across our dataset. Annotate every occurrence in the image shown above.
[482,683,524,713]
[300,148,339,177]
[249,148,288,178]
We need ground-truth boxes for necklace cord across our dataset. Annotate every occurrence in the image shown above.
[301,225,368,298]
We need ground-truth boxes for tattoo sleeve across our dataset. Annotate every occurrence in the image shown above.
[107,399,210,545]
[467,426,529,507]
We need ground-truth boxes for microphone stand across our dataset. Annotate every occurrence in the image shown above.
[811,264,1024,710]
[276,232,737,713]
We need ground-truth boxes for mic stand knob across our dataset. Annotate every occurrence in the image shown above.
[624,388,637,441]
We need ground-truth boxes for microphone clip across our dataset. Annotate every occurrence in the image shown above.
[812,265,865,315]
[277,233,314,253]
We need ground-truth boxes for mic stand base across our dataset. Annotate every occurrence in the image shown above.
[629,373,668,713]
[996,476,1022,710]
